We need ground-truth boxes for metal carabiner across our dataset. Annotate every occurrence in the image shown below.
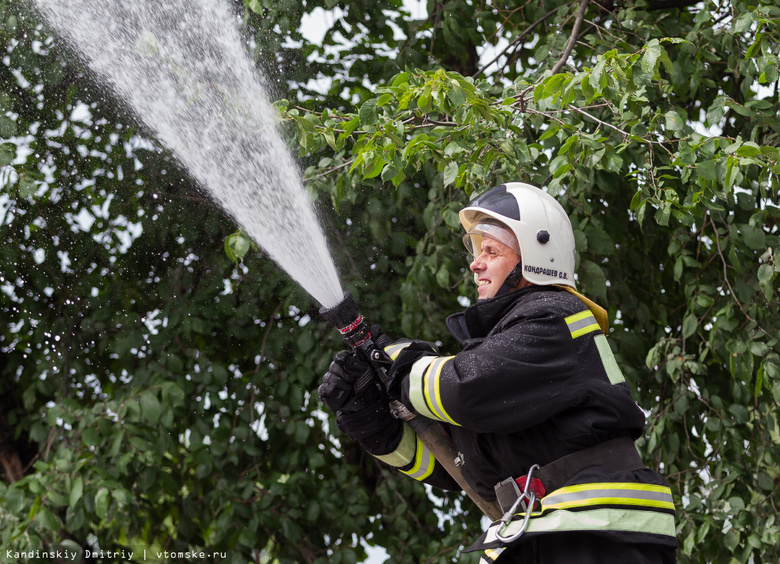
[494,464,540,544]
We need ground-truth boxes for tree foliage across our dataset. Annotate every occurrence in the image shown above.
[1,0,779,563]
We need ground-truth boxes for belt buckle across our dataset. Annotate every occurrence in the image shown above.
[493,464,540,544]
[494,477,522,515]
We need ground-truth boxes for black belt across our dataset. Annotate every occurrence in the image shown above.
[495,437,645,513]
[537,436,645,492]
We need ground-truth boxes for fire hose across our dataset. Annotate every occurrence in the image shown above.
[320,291,502,522]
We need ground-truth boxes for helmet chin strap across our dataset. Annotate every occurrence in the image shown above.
[494,260,524,298]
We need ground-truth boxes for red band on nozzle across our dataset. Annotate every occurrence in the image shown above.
[320,292,372,350]
[337,315,364,335]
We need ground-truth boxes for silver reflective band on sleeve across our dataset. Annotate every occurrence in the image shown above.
[408,356,437,420]
[384,342,412,361]
[399,435,435,481]
[408,355,460,426]
[565,310,601,338]
[373,422,416,468]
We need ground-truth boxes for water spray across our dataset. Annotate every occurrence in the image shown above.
[320,292,503,521]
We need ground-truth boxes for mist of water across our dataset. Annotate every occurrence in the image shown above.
[31,0,344,308]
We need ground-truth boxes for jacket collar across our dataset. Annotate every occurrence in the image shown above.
[446,286,552,343]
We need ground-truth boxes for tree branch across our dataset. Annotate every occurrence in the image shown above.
[709,216,772,339]
[568,105,631,138]
[550,0,589,76]
[647,0,701,11]
[472,6,562,78]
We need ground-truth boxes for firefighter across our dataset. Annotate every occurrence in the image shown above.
[319,182,677,563]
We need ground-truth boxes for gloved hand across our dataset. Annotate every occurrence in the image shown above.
[319,351,378,413]
[369,324,392,352]
[318,350,394,441]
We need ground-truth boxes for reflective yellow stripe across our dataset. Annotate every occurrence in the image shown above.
[486,506,676,541]
[423,356,459,426]
[594,334,626,384]
[384,342,411,361]
[542,483,675,512]
[480,548,504,563]
[408,356,461,426]
[565,310,601,338]
[555,285,609,334]
[373,422,415,467]
[399,435,435,481]
[408,357,439,420]
[483,482,676,543]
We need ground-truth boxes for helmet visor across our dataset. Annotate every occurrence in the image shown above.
[462,220,520,257]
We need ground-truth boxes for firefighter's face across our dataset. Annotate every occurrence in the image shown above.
[469,237,522,300]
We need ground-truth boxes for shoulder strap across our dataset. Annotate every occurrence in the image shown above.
[554,285,609,334]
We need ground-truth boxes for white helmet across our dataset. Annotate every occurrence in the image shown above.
[459,182,577,289]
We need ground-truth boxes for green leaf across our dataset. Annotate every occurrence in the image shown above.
[443,161,458,187]
[728,495,746,511]
[758,264,773,284]
[377,92,393,107]
[735,142,761,157]
[70,477,84,508]
[139,390,162,425]
[246,0,263,15]
[29,495,42,520]
[629,190,644,211]
[447,84,467,107]
[323,128,337,151]
[82,427,100,447]
[362,154,386,179]
[696,160,718,181]
[588,59,606,92]
[95,488,110,519]
[641,39,661,74]
[728,405,748,424]
[340,115,360,137]
[665,110,684,132]
[579,260,607,302]
[682,311,698,339]
[673,256,683,281]
[417,92,431,111]
[435,265,449,288]
[542,74,567,99]
[0,115,17,137]
[724,529,740,552]
[38,506,61,531]
[358,98,378,125]
[0,143,14,167]
[740,225,765,250]
[109,429,125,457]
[225,231,251,263]
[733,12,754,34]
[17,175,38,198]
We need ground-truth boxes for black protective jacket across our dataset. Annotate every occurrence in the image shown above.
[367,286,677,562]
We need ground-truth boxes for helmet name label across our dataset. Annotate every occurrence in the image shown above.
[524,264,569,280]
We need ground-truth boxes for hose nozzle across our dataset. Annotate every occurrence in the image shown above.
[319,291,371,350]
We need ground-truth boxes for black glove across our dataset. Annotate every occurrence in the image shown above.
[369,324,392,352]
[318,351,394,441]
[319,351,377,413]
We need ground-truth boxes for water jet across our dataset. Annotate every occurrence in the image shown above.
[31,0,344,308]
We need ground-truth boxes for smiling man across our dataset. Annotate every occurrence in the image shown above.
[319,183,677,563]
[466,217,529,300]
